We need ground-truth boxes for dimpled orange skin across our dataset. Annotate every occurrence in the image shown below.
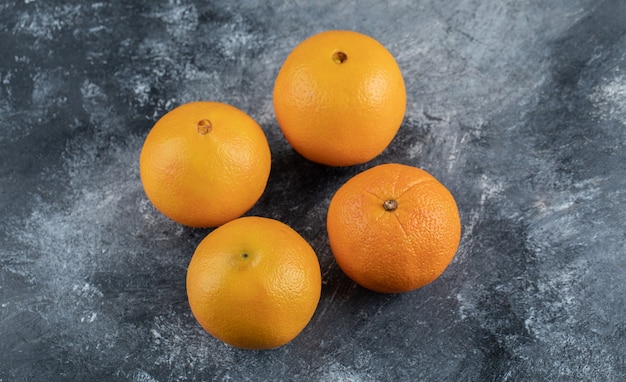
[186,216,322,350]
[273,30,406,167]
[327,163,461,293]
[139,102,271,228]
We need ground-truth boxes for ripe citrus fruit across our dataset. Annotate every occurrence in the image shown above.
[326,163,461,293]
[139,101,271,228]
[186,216,322,349]
[273,30,406,167]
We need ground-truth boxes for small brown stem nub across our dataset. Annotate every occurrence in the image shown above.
[383,199,398,211]
[197,119,212,135]
[332,51,348,64]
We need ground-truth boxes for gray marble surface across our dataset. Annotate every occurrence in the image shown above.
[1,1,625,381]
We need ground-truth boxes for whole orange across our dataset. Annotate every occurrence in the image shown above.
[186,216,322,349]
[139,101,271,228]
[273,30,406,167]
[326,163,461,293]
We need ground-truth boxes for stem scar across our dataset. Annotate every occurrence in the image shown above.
[383,199,398,211]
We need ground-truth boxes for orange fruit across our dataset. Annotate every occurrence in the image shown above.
[186,216,322,349]
[139,101,271,228]
[326,163,461,293]
[273,30,406,167]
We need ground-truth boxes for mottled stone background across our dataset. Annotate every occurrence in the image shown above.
[1,1,625,381]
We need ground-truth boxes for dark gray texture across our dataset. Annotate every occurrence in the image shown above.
[1,1,625,381]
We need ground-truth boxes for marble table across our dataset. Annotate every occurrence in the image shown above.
[1,1,625,380]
